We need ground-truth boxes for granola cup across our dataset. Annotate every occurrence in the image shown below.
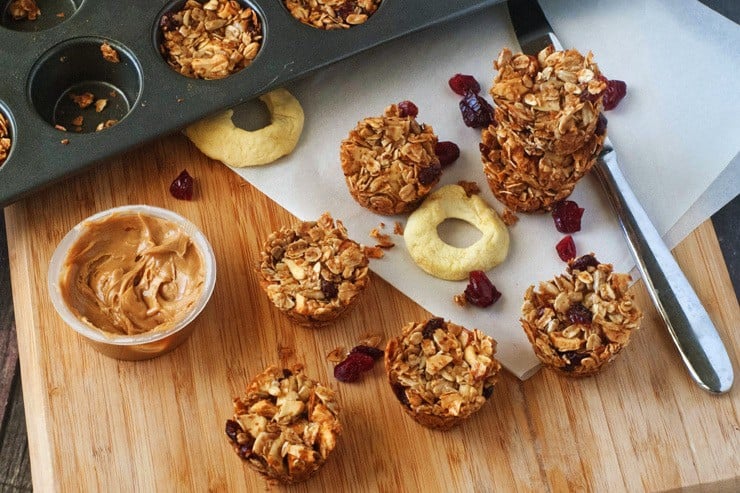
[385,318,501,430]
[490,46,607,155]
[0,111,10,166]
[283,0,382,30]
[257,212,370,327]
[341,103,441,215]
[520,254,643,376]
[480,123,605,212]
[225,365,342,484]
[159,0,263,80]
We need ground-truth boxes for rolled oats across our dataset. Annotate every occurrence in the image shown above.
[69,92,95,109]
[8,0,40,20]
[0,113,11,166]
[160,0,263,80]
[225,366,342,484]
[283,0,381,30]
[520,254,642,376]
[100,42,120,63]
[258,212,370,327]
[385,318,501,430]
[341,103,441,215]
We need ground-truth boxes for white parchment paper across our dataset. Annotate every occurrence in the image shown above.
[227,0,740,379]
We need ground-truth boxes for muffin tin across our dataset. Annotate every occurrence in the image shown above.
[0,0,502,206]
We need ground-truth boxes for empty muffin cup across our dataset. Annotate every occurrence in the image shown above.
[48,205,216,360]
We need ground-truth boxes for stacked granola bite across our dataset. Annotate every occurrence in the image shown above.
[521,254,642,376]
[341,103,441,215]
[385,318,501,430]
[0,112,10,166]
[481,46,608,212]
[257,212,370,327]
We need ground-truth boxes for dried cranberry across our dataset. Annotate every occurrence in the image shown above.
[595,113,608,136]
[170,169,194,200]
[334,352,374,382]
[567,303,593,325]
[561,351,587,371]
[391,382,410,407]
[159,13,179,32]
[397,100,418,118]
[603,79,627,111]
[225,419,241,443]
[350,345,384,361]
[282,368,293,378]
[483,386,494,399]
[418,162,442,186]
[237,443,251,460]
[556,235,577,262]
[459,92,494,128]
[552,200,584,233]
[320,278,338,299]
[448,74,481,96]
[435,141,460,167]
[422,317,445,339]
[464,270,502,307]
[570,254,600,272]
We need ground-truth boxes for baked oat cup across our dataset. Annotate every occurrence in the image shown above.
[225,365,342,484]
[385,318,501,430]
[283,0,382,30]
[257,212,370,327]
[520,254,643,376]
[341,103,441,215]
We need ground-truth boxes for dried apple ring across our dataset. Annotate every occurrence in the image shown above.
[184,88,304,167]
[403,184,509,281]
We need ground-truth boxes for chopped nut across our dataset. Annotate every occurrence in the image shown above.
[457,180,480,197]
[8,0,40,20]
[100,42,120,63]
[283,0,381,30]
[69,92,95,109]
[453,293,467,307]
[94,99,108,113]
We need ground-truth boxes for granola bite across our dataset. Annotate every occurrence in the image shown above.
[341,103,441,215]
[258,212,370,327]
[8,0,40,20]
[225,365,342,484]
[0,112,10,166]
[520,254,643,376]
[283,0,382,29]
[385,318,501,430]
[159,0,263,80]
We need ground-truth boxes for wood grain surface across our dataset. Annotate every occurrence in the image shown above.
[5,133,739,492]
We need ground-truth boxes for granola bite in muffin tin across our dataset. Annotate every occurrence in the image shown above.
[480,45,608,213]
[341,102,441,215]
[0,112,10,166]
[225,365,342,484]
[385,317,501,430]
[257,212,370,327]
[159,0,263,80]
[520,254,643,376]
[283,0,382,30]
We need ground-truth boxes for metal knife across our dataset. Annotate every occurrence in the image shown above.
[506,0,734,394]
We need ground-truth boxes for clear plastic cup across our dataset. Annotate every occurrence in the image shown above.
[48,205,216,360]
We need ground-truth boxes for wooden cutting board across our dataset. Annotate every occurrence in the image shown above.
[5,133,739,492]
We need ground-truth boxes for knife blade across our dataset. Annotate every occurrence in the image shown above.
[506,0,734,394]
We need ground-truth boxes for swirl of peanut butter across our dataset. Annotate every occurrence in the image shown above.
[60,212,205,336]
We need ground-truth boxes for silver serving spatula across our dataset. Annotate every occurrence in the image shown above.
[506,0,734,393]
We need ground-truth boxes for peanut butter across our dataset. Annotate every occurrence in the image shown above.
[60,212,205,336]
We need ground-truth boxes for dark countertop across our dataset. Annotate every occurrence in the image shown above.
[0,1,737,490]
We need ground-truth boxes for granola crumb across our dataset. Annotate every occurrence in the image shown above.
[69,92,95,109]
[95,119,118,132]
[457,180,480,197]
[502,208,519,226]
[56,12,65,18]
[453,293,467,307]
[370,228,395,249]
[363,245,384,259]
[100,42,120,63]
[71,116,83,127]
[60,139,70,145]
[94,99,108,113]
[9,0,40,20]
[393,221,404,235]
[54,124,67,132]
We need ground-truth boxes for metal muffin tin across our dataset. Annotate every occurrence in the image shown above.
[0,0,502,206]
